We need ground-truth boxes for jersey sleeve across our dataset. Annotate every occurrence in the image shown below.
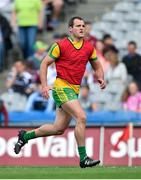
[89,48,97,61]
[48,43,60,60]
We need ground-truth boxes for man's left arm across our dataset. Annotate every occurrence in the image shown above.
[90,60,106,89]
[89,48,106,89]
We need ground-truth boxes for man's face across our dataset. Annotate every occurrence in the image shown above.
[104,38,113,46]
[128,44,136,54]
[69,19,85,38]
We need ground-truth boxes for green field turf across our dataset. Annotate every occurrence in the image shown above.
[0,166,141,179]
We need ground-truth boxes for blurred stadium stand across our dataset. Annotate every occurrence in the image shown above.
[92,0,141,56]
[1,0,141,127]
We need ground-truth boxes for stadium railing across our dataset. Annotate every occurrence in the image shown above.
[1,110,141,127]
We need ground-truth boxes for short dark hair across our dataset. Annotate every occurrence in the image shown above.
[68,16,85,27]
[102,34,112,41]
[103,45,119,55]
[128,41,137,47]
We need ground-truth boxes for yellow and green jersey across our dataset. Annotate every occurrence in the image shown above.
[48,36,97,94]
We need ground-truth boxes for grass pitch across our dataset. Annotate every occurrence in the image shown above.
[0,166,141,179]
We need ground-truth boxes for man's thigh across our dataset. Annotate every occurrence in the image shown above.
[61,100,86,120]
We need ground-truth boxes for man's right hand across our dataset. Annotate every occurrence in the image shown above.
[41,86,52,99]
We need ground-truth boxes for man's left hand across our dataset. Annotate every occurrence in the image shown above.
[98,79,106,89]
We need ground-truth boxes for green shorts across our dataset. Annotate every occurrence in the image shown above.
[52,87,78,107]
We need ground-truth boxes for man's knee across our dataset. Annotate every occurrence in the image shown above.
[76,112,86,124]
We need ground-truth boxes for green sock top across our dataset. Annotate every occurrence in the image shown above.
[78,146,87,162]
[23,131,36,142]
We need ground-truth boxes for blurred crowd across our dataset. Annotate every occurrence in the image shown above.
[0,0,80,70]
[0,0,141,115]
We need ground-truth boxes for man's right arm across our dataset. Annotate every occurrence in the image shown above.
[40,55,54,99]
[40,43,60,99]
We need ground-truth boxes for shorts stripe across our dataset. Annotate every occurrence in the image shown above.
[56,88,68,102]
[52,88,78,107]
